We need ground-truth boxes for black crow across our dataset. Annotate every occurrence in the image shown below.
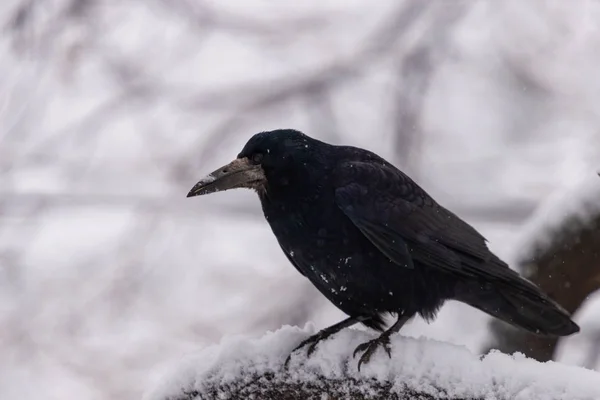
[187,129,579,370]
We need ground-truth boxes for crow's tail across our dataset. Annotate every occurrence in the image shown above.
[455,278,579,337]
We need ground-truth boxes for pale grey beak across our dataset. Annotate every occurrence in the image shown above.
[187,158,266,197]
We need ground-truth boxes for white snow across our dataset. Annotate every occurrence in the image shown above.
[145,324,600,400]
[557,291,600,371]
[198,174,216,185]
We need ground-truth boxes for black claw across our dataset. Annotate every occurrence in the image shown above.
[384,344,392,358]
[353,335,392,371]
[283,353,294,369]
[282,318,360,370]
[284,339,312,368]
[357,355,368,372]
[352,342,370,358]
[306,342,320,358]
[357,344,377,371]
[283,329,336,369]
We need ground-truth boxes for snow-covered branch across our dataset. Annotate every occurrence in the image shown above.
[146,325,600,400]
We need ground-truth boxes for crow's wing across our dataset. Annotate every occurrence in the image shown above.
[334,160,523,285]
[278,243,306,277]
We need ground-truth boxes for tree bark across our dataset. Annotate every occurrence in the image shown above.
[486,208,600,361]
[173,373,473,400]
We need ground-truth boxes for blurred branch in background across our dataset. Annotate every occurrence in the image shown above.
[485,182,600,362]
[3,0,600,399]
[173,0,435,180]
[390,1,467,176]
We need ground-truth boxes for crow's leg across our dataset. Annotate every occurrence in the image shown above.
[284,316,360,367]
[353,313,410,371]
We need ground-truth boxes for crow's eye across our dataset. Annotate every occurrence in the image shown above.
[252,153,264,164]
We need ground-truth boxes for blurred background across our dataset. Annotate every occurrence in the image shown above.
[2,0,600,399]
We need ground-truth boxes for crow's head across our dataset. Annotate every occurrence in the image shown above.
[187,129,323,198]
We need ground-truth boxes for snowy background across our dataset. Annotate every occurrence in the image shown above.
[1,1,600,399]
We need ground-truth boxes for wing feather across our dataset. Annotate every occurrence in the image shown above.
[333,161,527,287]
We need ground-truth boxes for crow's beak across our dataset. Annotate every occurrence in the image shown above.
[187,158,266,198]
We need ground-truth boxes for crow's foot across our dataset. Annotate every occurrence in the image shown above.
[284,327,340,368]
[353,334,392,371]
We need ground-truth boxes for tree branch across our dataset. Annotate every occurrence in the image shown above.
[146,326,600,400]
[485,177,600,361]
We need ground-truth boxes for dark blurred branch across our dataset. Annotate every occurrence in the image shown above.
[157,0,330,39]
[180,1,431,111]
[391,1,467,175]
[303,84,342,143]
[6,0,95,55]
[0,192,535,224]
[391,47,432,173]
[175,1,432,178]
[0,192,260,218]
[485,205,600,361]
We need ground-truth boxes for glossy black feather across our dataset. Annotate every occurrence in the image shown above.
[237,129,580,336]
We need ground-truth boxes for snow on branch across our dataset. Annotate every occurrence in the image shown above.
[145,325,600,400]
